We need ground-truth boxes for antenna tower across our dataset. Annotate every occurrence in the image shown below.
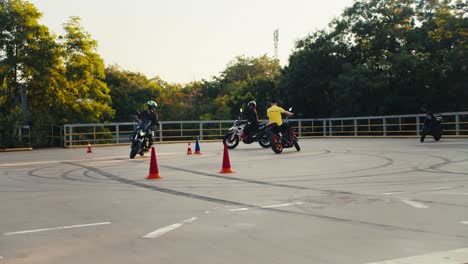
[273,29,279,61]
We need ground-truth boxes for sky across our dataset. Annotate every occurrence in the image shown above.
[29,0,355,84]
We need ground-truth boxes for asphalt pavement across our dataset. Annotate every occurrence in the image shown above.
[1,138,467,264]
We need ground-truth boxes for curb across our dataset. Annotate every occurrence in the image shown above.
[0,147,33,152]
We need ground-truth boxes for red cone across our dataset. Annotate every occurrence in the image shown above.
[220,143,234,173]
[146,147,161,179]
[187,142,192,155]
[86,142,93,153]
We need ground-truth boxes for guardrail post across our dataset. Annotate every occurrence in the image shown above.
[455,114,460,136]
[354,119,357,136]
[323,120,326,136]
[416,116,420,136]
[159,123,163,142]
[115,125,120,144]
[383,118,387,136]
[329,120,333,136]
[199,123,203,140]
[69,126,73,147]
[298,120,302,137]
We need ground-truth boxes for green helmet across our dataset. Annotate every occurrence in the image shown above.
[146,100,158,111]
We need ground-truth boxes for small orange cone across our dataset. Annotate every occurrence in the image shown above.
[86,142,93,153]
[146,147,161,179]
[194,137,202,154]
[187,142,192,155]
[220,143,234,173]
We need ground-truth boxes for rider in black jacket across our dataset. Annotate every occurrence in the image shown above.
[137,100,159,146]
[243,100,259,139]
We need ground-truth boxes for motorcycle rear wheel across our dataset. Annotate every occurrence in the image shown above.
[434,134,442,141]
[223,133,239,149]
[270,134,283,154]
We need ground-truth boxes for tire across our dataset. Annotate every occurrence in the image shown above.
[270,134,283,154]
[223,132,239,149]
[130,141,141,159]
[434,134,442,141]
[258,134,270,148]
[293,138,300,151]
[420,134,425,143]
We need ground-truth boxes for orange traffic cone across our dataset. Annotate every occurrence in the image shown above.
[187,142,192,155]
[220,143,234,173]
[146,147,161,179]
[194,137,202,154]
[86,142,93,153]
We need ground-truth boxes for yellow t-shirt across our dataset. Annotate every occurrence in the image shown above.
[267,105,285,126]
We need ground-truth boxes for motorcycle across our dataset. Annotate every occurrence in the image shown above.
[223,109,270,149]
[129,120,153,159]
[268,108,300,154]
[420,112,443,142]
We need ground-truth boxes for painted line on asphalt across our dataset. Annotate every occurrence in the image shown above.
[143,217,198,239]
[400,199,429,209]
[382,192,405,195]
[461,221,468,225]
[260,202,304,209]
[229,202,303,212]
[3,222,111,236]
[364,247,468,264]
[437,192,468,196]
[432,187,451,191]
[229,208,249,212]
[0,153,178,167]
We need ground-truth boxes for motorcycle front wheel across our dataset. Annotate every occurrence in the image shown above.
[434,134,442,141]
[270,134,283,154]
[223,132,240,149]
[130,141,141,159]
[420,134,426,143]
[293,138,300,151]
[258,134,270,148]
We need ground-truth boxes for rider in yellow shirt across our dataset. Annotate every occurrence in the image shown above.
[267,99,294,139]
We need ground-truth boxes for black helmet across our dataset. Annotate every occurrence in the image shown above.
[248,100,256,108]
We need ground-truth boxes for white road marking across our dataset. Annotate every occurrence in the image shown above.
[0,153,178,167]
[461,221,468,225]
[432,187,451,190]
[400,199,429,209]
[229,202,303,212]
[143,217,198,239]
[382,192,405,195]
[260,202,304,209]
[229,208,249,212]
[3,222,111,236]
[364,247,468,264]
[437,192,468,196]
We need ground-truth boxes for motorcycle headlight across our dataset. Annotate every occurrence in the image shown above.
[139,131,145,137]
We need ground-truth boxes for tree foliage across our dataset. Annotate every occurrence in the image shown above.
[0,0,466,147]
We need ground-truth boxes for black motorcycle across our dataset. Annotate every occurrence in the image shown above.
[268,109,300,154]
[129,120,153,159]
[223,110,270,149]
[420,113,443,142]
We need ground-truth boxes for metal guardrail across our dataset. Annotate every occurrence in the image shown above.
[63,112,468,147]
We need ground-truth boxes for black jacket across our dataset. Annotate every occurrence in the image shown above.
[138,110,159,129]
[243,107,259,125]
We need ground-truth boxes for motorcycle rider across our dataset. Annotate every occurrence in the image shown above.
[136,100,159,147]
[242,100,259,139]
[267,99,294,140]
